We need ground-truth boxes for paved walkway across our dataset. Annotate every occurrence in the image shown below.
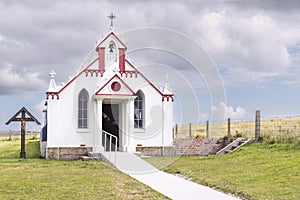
[105,152,239,200]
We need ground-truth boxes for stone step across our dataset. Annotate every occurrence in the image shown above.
[88,152,102,158]
[80,156,94,161]
[225,150,231,153]
[133,152,142,157]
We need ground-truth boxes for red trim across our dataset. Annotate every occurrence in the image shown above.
[58,58,98,93]
[119,48,125,71]
[98,47,105,70]
[126,60,168,96]
[46,58,98,100]
[96,74,136,96]
[97,94,136,96]
[162,95,174,102]
[84,69,105,77]
[119,70,139,78]
[96,32,127,50]
[46,92,59,100]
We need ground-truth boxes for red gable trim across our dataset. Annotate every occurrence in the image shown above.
[97,94,136,97]
[125,59,174,102]
[126,59,166,96]
[96,32,127,50]
[46,58,98,99]
[95,74,136,96]
[58,58,98,94]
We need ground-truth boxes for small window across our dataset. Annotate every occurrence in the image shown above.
[78,89,89,129]
[134,91,144,128]
[107,41,117,62]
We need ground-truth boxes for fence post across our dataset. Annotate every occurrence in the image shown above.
[9,129,12,141]
[227,118,231,138]
[175,124,178,138]
[206,121,209,138]
[255,110,261,141]
[189,123,192,139]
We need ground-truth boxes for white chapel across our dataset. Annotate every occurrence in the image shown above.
[41,16,174,159]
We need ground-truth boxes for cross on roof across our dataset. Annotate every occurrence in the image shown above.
[108,12,116,27]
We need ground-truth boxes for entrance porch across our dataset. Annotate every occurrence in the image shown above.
[94,96,136,152]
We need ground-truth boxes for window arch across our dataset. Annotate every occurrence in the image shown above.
[78,89,89,129]
[134,90,144,128]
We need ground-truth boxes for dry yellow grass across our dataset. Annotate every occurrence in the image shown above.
[174,116,300,142]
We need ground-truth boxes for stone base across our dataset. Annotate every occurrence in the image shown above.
[46,147,92,160]
[136,146,174,156]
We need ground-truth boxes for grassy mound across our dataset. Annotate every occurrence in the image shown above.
[146,142,300,200]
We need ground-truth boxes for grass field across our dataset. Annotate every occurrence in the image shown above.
[0,139,168,200]
[145,142,300,200]
[0,130,39,140]
[175,116,300,143]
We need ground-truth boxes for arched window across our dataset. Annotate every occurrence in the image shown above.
[78,89,89,129]
[134,90,144,128]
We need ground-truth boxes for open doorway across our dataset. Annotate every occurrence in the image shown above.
[102,104,119,150]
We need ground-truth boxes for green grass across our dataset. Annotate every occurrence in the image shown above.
[145,142,300,200]
[0,139,168,200]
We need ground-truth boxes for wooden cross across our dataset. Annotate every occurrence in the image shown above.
[6,107,41,159]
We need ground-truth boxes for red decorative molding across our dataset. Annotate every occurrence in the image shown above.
[162,95,174,102]
[119,70,139,78]
[84,69,105,77]
[46,92,59,100]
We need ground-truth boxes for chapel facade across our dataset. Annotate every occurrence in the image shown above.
[41,21,174,159]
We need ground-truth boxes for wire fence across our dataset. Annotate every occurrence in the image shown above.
[174,112,300,144]
[0,130,40,141]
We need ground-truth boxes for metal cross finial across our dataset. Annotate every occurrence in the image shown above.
[108,12,116,27]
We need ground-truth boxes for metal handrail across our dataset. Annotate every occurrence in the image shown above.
[100,130,118,165]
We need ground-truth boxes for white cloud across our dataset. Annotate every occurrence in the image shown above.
[211,102,247,121]
[0,62,47,94]
[34,100,46,123]
[198,12,291,73]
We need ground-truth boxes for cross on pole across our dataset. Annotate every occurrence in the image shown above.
[108,12,116,28]
[6,107,41,159]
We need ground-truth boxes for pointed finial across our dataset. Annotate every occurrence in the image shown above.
[165,75,170,86]
[49,70,56,79]
[163,74,172,94]
[108,12,116,30]
[48,70,57,91]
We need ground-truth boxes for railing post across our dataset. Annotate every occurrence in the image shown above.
[255,110,261,141]
[175,124,178,138]
[109,135,112,151]
[115,138,118,165]
[104,133,107,151]
[227,118,231,138]
[206,121,209,138]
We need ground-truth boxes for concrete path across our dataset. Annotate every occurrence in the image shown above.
[105,152,239,200]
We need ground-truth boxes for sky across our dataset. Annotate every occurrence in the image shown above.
[1,0,300,131]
